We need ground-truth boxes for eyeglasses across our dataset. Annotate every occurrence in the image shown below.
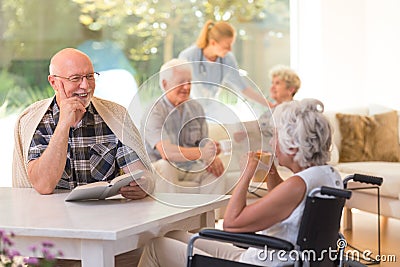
[52,72,100,83]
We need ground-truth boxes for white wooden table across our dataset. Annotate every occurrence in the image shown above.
[0,187,230,267]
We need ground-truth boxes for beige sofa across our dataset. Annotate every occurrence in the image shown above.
[324,105,400,228]
[209,104,400,225]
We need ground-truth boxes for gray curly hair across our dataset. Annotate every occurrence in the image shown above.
[272,98,332,168]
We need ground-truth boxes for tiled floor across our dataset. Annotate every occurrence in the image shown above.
[215,209,400,266]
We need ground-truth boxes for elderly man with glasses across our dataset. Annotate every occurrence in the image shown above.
[13,47,154,266]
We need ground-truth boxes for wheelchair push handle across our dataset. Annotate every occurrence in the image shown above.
[320,186,352,199]
[343,173,383,188]
[353,173,383,185]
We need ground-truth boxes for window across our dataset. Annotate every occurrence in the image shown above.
[0,0,289,186]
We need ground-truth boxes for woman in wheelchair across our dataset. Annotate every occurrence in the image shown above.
[138,98,343,267]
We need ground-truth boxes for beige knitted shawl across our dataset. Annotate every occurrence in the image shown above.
[12,96,153,188]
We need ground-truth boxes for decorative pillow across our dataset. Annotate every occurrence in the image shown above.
[336,111,400,162]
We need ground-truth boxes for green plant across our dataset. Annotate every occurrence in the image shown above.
[0,230,62,267]
[0,70,54,117]
[6,85,54,112]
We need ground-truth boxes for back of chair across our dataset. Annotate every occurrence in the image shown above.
[297,187,350,266]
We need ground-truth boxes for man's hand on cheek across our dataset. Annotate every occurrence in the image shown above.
[57,87,86,128]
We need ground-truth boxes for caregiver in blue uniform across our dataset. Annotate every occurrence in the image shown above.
[179,20,273,108]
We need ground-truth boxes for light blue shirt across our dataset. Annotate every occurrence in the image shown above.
[179,45,248,99]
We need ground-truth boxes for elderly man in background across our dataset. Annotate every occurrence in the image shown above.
[142,58,225,194]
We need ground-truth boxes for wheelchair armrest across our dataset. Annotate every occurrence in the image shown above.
[320,186,352,199]
[343,173,383,188]
[198,228,294,251]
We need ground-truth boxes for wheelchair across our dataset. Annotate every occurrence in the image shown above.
[187,174,383,267]
[187,184,371,267]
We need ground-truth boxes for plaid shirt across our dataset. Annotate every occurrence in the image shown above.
[28,98,139,190]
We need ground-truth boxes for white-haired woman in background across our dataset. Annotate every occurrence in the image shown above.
[138,98,342,267]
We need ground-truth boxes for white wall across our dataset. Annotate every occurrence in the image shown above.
[292,0,400,111]
[364,0,400,109]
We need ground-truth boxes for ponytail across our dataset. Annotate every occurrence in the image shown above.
[196,20,235,49]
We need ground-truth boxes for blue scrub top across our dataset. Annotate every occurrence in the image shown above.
[178,45,248,99]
